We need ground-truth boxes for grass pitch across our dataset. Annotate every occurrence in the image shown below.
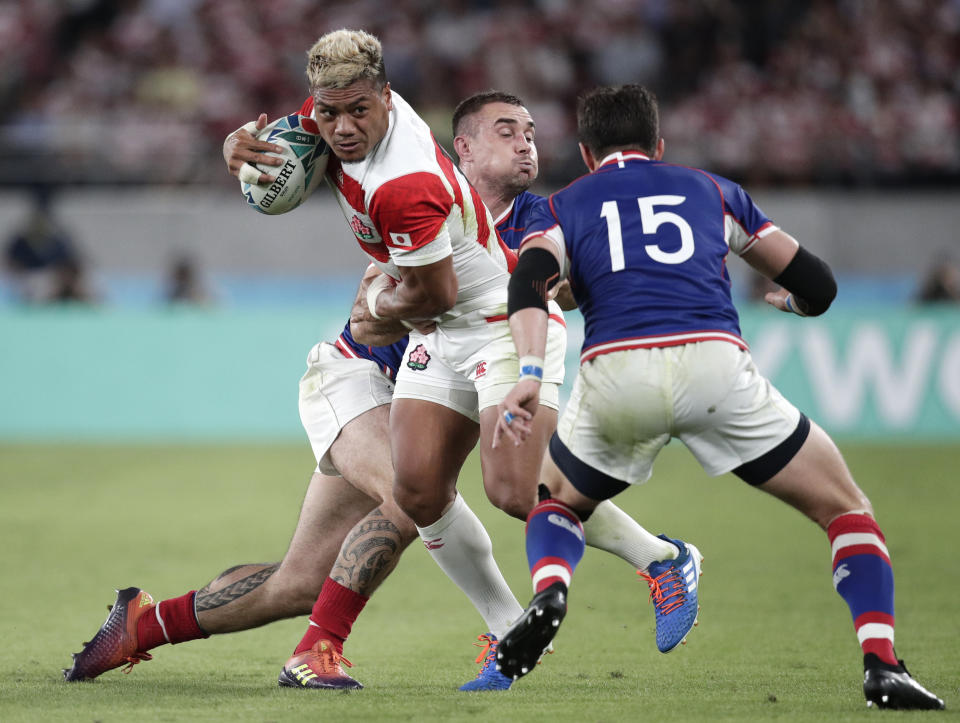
[1,441,957,722]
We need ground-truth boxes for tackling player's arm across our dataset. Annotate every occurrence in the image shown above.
[222,113,285,185]
[741,229,837,316]
[366,175,460,326]
[367,256,457,325]
[350,264,411,346]
[494,236,560,448]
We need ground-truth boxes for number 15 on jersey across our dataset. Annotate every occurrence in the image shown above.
[600,195,694,270]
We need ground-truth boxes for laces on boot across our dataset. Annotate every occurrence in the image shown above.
[638,568,686,615]
[121,651,153,674]
[310,641,353,672]
[470,634,497,674]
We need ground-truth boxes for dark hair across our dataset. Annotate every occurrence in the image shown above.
[576,84,659,158]
[452,90,527,138]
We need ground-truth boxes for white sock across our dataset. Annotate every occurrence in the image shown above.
[417,493,524,639]
[582,500,678,571]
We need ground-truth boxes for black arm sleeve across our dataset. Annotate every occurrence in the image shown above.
[773,246,837,316]
[507,247,561,317]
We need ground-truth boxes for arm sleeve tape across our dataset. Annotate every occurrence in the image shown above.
[773,245,837,316]
[507,247,561,317]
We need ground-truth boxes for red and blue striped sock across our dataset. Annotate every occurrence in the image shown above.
[827,513,897,665]
[525,498,585,593]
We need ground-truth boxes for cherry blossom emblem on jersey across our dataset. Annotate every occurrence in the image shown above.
[350,215,375,240]
[406,344,431,371]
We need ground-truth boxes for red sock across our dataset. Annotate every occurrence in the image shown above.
[293,578,368,655]
[137,591,208,651]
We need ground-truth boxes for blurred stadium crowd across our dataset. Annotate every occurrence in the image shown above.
[1,0,958,189]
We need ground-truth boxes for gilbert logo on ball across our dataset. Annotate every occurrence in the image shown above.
[240,114,329,215]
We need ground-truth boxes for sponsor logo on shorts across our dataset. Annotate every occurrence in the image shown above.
[407,343,431,371]
[350,215,374,240]
[423,537,444,550]
[548,513,584,541]
[475,360,487,378]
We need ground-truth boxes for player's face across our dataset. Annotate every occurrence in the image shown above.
[468,102,537,194]
[313,79,392,162]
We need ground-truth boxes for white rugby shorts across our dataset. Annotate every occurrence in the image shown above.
[556,340,800,484]
[392,305,566,422]
[298,342,395,476]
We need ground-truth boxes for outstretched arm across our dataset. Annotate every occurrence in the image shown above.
[366,255,458,324]
[494,237,560,448]
[741,229,837,316]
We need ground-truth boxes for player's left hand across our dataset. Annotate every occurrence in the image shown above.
[493,380,541,448]
[548,279,578,310]
[764,288,807,316]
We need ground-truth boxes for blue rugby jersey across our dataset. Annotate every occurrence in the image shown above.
[495,190,549,251]
[332,190,548,377]
[522,152,777,364]
[333,320,407,380]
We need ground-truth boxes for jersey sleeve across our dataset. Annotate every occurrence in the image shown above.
[708,172,779,255]
[519,195,570,279]
[368,173,453,267]
[298,96,314,116]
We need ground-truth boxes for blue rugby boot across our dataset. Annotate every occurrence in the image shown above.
[458,633,512,691]
[639,536,702,653]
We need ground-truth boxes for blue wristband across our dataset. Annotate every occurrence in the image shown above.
[518,355,544,382]
[784,293,807,317]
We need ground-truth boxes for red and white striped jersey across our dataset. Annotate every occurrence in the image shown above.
[300,92,516,323]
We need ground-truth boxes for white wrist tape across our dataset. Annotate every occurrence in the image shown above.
[518,355,545,382]
[366,274,394,321]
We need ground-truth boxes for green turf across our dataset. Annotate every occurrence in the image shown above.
[1,442,957,721]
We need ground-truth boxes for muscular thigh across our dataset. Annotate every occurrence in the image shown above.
[479,402,557,519]
[328,404,395,504]
[757,420,872,529]
[299,341,394,476]
[282,470,382,577]
[390,397,478,524]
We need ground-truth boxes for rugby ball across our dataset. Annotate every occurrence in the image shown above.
[240,113,328,215]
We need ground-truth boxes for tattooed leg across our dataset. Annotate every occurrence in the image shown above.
[196,563,281,613]
[330,506,419,597]
[194,470,381,634]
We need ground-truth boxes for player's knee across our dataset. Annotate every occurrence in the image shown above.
[485,483,535,521]
[377,499,420,543]
[393,480,452,528]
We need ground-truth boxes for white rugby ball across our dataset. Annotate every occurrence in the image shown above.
[240,113,328,215]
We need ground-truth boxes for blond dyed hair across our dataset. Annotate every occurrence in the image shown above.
[306,29,386,91]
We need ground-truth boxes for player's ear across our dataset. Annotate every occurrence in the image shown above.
[654,137,665,161]
[382,82,393,110]
[453,135,470,161]
[578,143,597,172]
